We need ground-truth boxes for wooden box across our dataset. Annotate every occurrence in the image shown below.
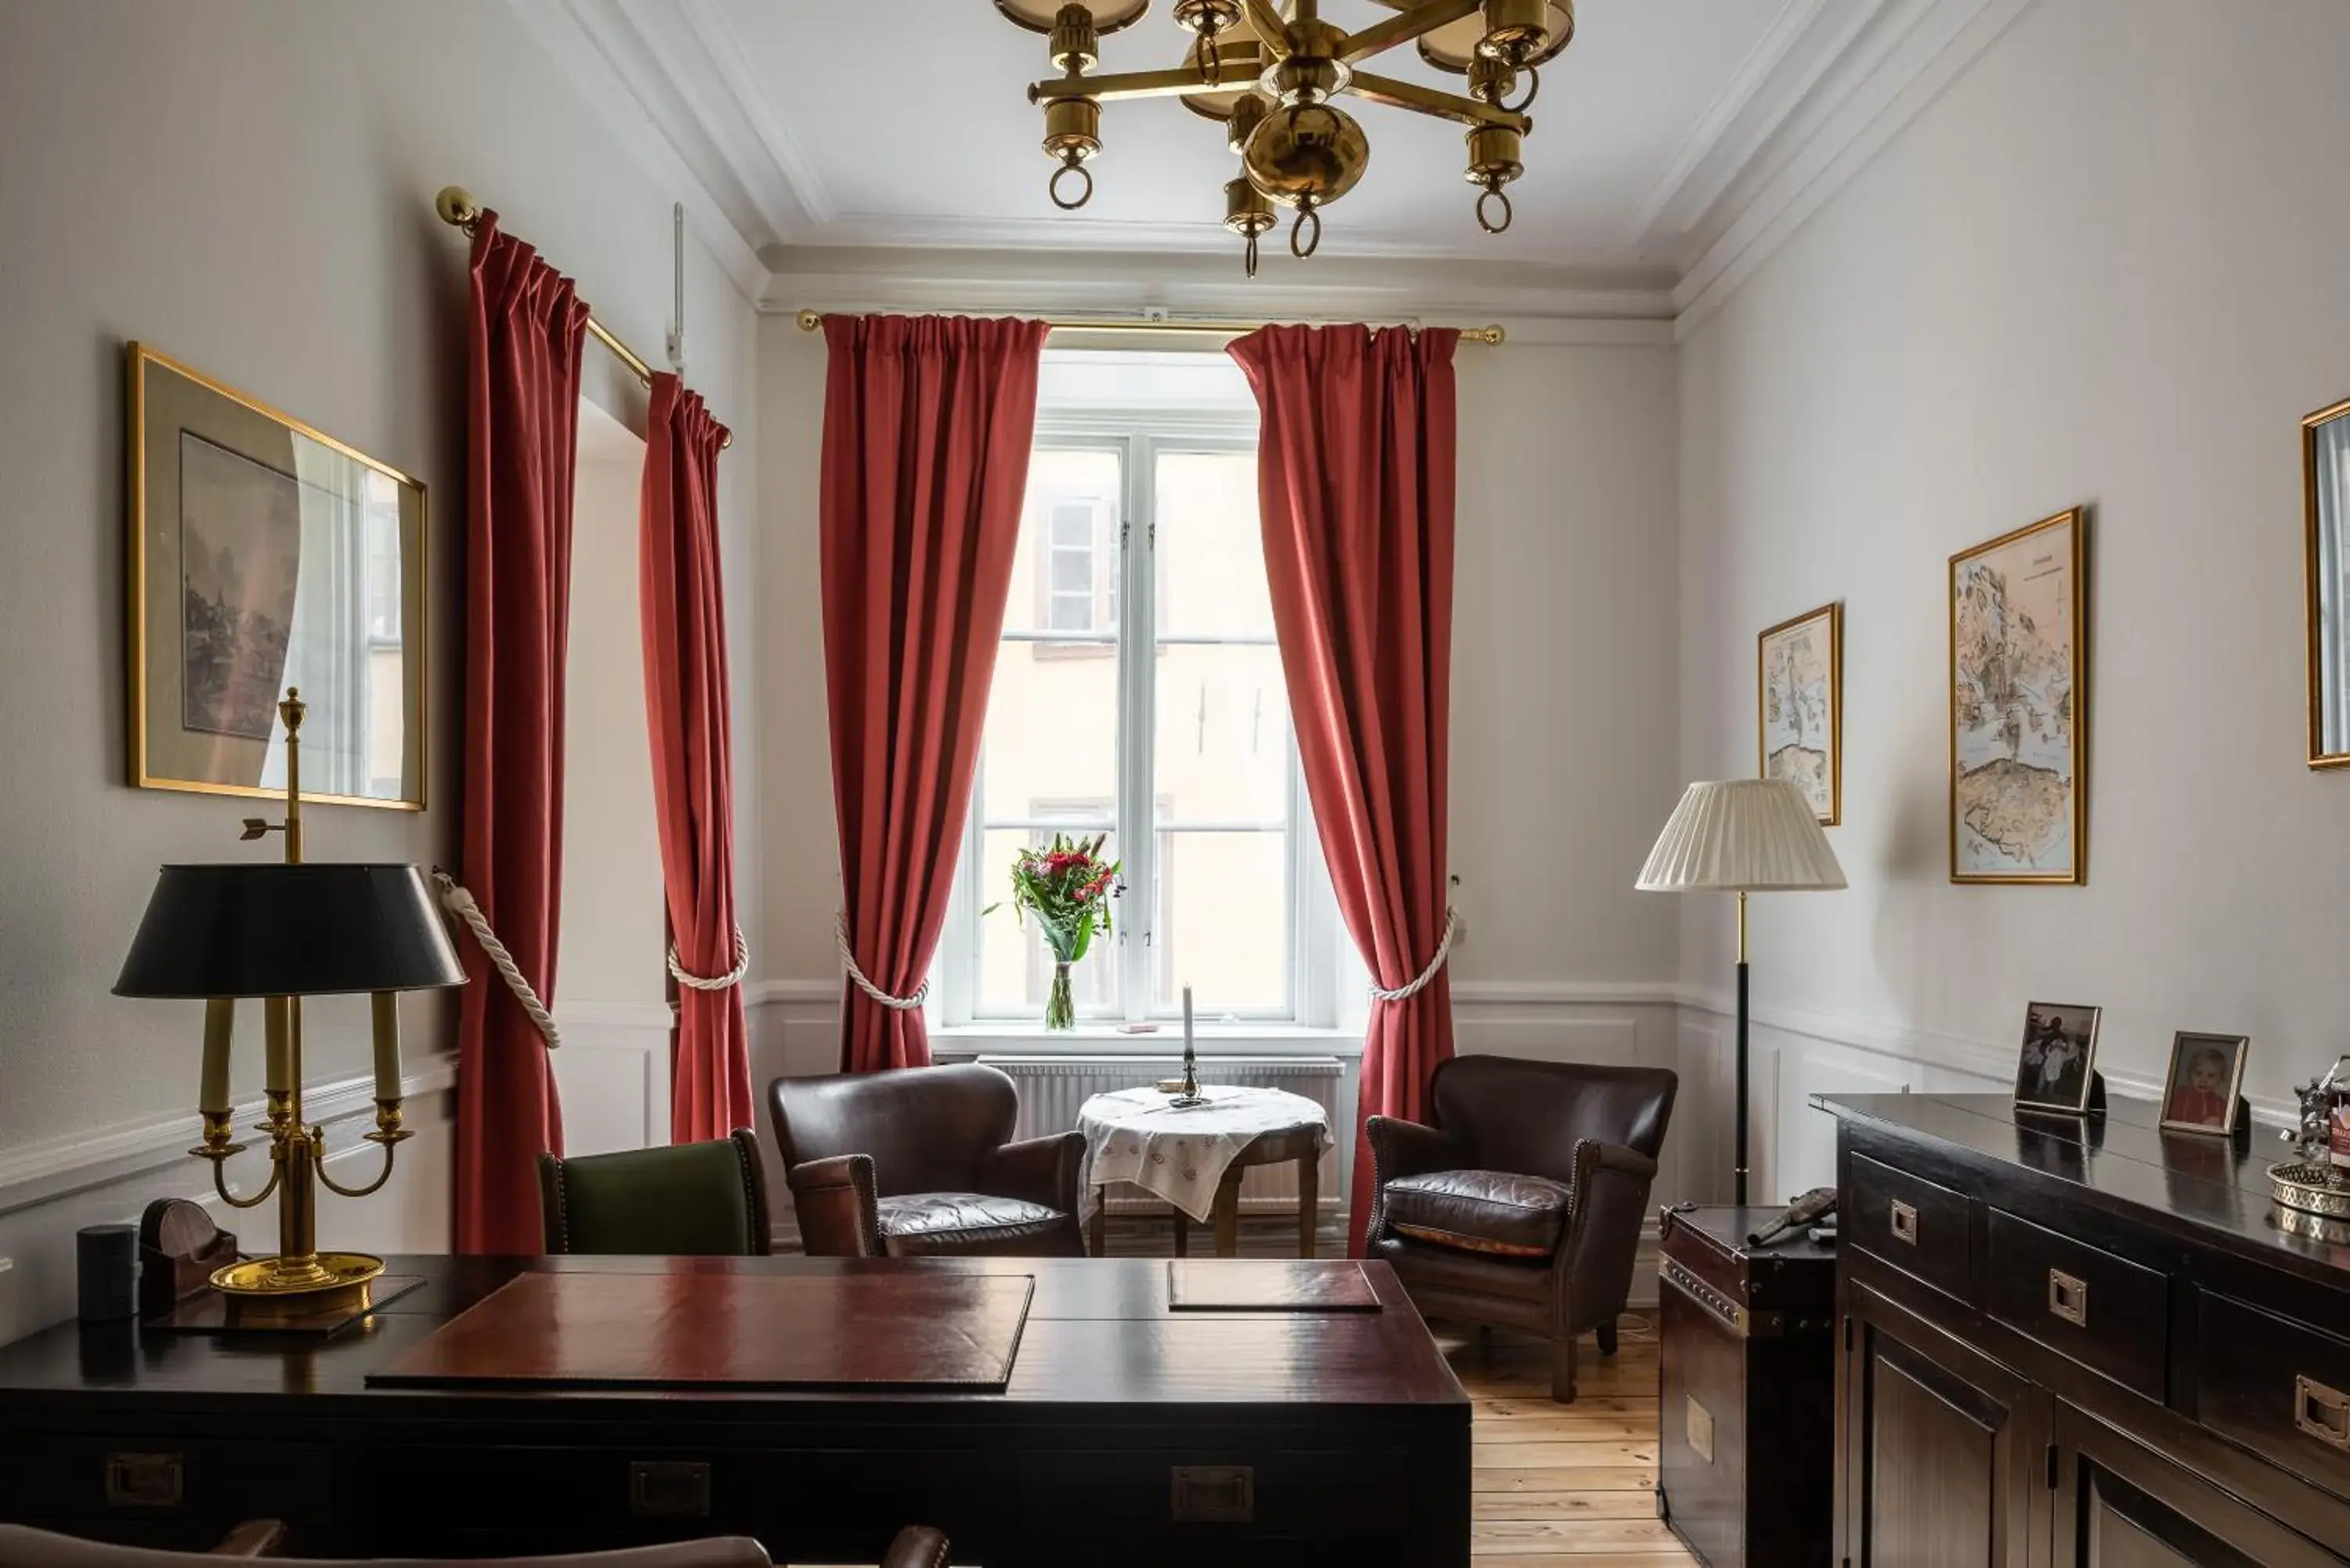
[1655,1205,1837,1568]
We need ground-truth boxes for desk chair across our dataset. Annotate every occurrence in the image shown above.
[537,1129,771,1255]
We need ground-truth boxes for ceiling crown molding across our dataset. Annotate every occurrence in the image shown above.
[515,0,2037,328]
[1669,0,2038,332]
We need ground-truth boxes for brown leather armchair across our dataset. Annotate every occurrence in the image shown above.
[1365,1056,1676,1403]
[770,1064,1086,1258]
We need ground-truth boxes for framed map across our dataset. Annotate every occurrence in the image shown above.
[1759,602,1842,824]
[1950,508,2086,883]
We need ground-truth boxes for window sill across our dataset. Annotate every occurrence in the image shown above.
[929,1021,1362,1058]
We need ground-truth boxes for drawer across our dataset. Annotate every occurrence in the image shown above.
[0,1436,334,1530]
[1984,1208,2167,1402]
[1846,1152,1975,1302]
[2198,1292,2350,1508]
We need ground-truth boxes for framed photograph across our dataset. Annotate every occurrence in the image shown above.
[1950,508,2086,883]
[128,345,425,809]
[2159,1031,2249,1136]
[2013,1001,2102,1114]
[2302,396,2350,768]
[1759,601,1842,825]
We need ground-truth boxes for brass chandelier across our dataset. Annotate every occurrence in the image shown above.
[994,0,1573,273]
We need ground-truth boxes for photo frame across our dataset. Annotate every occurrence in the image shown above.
[2159,1031,2250,1137]
[2302,396,2350,768]
[2013,1001,2102,1115]
[1759,601,1842,825]
[128,344,425,809]
[1950,508,2087,883]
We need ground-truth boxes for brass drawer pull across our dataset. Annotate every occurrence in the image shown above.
[2047,1268,2089,1328]
[1889,1198,1918,1245]
[2295,1376,2350,1451]
[104,1451,183,1510]
[628,1460,710,1519]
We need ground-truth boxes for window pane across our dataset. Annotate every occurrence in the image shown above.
[979,623,1119,807]
[1155,830,1287,1014]
[1005,449,1121,637]
[1154,642,1290,824]
[1156,450,1272,639]
[975,826,1123,1017]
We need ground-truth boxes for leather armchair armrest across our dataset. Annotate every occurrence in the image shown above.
[1363,1115,1467,1245]
[1555,1138,1660,1337]
[980,1130,1086,1215]
[786,1153,883,1258]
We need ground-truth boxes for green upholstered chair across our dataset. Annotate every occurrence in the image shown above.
[537,1129,772,1256]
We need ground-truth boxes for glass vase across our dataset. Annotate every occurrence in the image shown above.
[1045,962,1075,1031]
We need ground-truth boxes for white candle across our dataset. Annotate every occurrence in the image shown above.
[198,998,233,1116]
[264,997,293,1094]
[1182,985,1194,1053]
[370,992,403,1104]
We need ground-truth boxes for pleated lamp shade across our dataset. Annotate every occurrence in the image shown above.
[1636,779,1846,893]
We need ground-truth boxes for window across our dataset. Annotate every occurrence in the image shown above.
[937,354,1343,1030]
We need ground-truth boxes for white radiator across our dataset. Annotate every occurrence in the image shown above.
[977,1054,1347,1216]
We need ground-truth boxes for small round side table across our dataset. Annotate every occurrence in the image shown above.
[1076,1086,1332,1259]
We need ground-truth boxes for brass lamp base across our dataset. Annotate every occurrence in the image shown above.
[210,1252,385,1327]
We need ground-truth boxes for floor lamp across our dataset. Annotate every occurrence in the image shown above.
[1637,779,1845,1207]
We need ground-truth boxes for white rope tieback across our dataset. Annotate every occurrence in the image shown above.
[431,871,561,1050]
[1369,906,1459,1003]
[669,927,750,992]
[834,909,928,1012]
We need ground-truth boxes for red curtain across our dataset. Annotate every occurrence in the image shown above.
[641,374,751,1142]
[1227,323,1461,1257]
[819,314,1049,1072]
[454,212,586,1253]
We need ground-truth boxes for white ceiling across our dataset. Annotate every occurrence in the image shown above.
[522,0,2028,316]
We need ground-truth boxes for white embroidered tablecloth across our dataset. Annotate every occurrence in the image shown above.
[1076,1085,1332,1223]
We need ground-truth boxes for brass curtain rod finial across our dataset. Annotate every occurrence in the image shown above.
[435,186,481,231]
[797,309,823,333]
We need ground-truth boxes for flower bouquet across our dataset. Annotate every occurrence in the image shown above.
[989,833,1122,1030]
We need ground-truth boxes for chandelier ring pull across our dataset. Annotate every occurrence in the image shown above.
[1502,65,1541,114]
[1049,157,1094,211]
[1476,185,1513,236]
[1290,201,1322,259]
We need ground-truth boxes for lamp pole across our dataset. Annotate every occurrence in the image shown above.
[1734,890,1748,1208]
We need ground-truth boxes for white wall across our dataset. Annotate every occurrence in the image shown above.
[1676,0,2350,1201]
[0,0,760,1337]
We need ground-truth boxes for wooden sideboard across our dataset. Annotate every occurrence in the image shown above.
[1821,1093,2350,1568]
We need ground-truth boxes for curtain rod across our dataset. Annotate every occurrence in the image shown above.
[792,309,1505,345]
[433,186,731,448]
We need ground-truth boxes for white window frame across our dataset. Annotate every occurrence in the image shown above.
[933,403,1346,1035]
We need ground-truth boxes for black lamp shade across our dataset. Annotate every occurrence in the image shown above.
[114,864,467,999]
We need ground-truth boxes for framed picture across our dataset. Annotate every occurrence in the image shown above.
[2013,1001,2101,1114]
[2302,396,2350,768]
[1950,508,2086,883]
[1759,601,1842,825]
[128,345,425,809]
[2159,1031,2249,1136]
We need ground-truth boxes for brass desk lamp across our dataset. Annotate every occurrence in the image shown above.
[114,688,464,1323]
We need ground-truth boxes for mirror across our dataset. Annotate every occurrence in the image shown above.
[128,345,425,809]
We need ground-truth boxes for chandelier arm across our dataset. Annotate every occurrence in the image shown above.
[1339,0,1485,65]
[1345,70,1531,131]
[1242,0,1292,60]
[1031,64,1219,105]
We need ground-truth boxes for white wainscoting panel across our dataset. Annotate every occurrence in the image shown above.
[548,1001,674,1157]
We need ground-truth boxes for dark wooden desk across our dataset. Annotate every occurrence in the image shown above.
[0,1255,1468,1567]
[1821,1093,2350,1568]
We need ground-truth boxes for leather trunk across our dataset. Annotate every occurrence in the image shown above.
[1655,1205,1837,1568]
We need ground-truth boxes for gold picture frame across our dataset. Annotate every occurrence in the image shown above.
[2157,1031,2250,1137]
[2302,396,2350,768]
[1758,601,1842,826]
[128,344,425,810]
[1950,508,2087,883]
